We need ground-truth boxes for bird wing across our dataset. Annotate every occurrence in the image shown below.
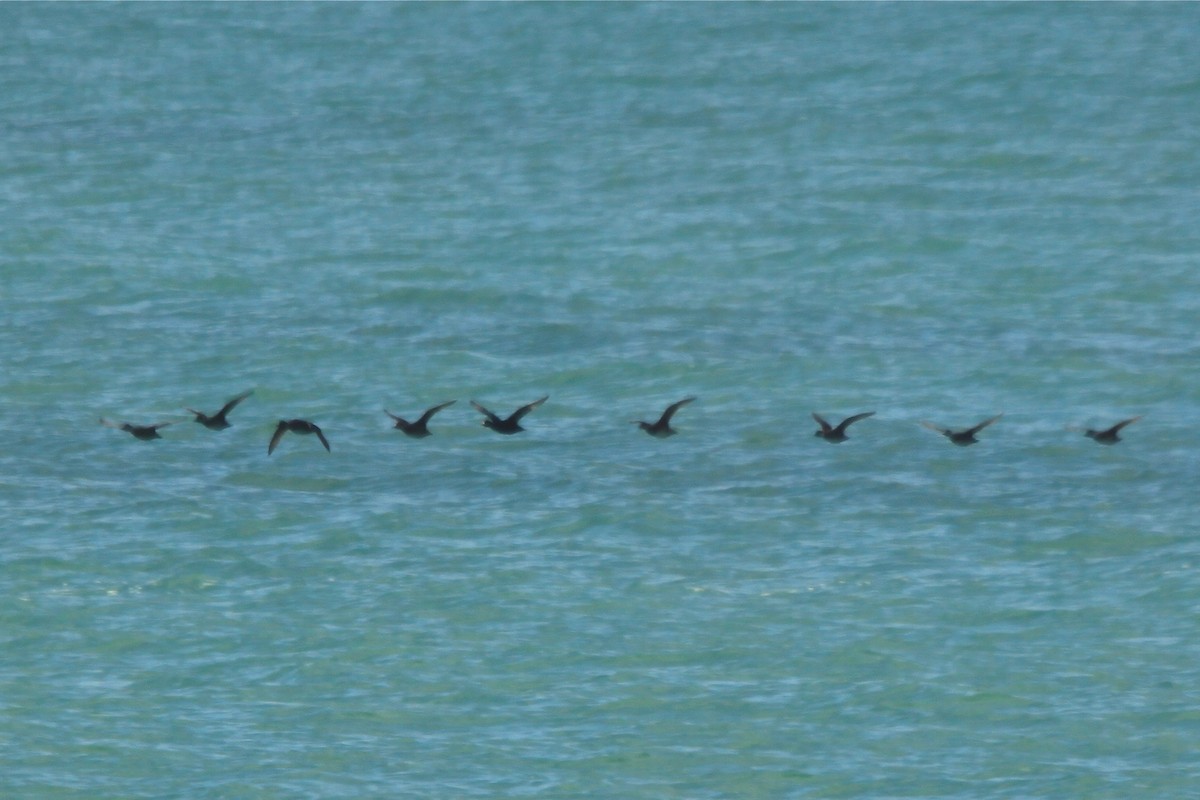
[313,425,331,452]
[836,411,875,434]
[811,412,833,433]
[1108,415,1143,434]
[218,390,253,417]
[384,409,407,424]
[659,397,695,424]
[470,400,500,423]
[509,395,548,423]
[268,423,286,455]
[417,400,456,426]
[920,421,950,436]
[99,418,123,430]
[966,414,1003,436]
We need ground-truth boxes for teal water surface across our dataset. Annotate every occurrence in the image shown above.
[3,4,1200,798]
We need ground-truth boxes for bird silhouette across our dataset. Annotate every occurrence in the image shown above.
[268,419,330,455]
[1083,416,1142,445]
[186,390,253,430]
[100,418,173,441]
[812,411,875,443]
[921,414,1002,446]
[634,397,696,438]
[470,396,547,435]
[385,400,456,438]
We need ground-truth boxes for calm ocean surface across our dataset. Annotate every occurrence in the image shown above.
[3,4,1199,798]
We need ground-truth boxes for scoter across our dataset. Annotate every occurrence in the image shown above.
[634,397,696,438]
[268,419,330,455]
[812,411,875,443]
[186,389,253,430]
[100,418,173,441]
[385,400,456,438]
[921,414,1002,446]
[470,396,547,435]
[1084,416,1142,445]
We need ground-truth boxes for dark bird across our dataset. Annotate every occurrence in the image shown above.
[470,396,547,435]
[1084,416,1142,445]
[186,389,253,430]
[268,419,330,455]
[385,400,456,438]
[921,414,1003,446]
[100,418,173,441]
[812,411,875,443]
[634,397,696,438]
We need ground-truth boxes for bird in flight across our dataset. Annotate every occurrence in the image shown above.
[1082,416,1142,445]
[385,400,456,438]
[812,411,875,443]
[634,397,696,438]
[921,414,1002,446]
[268,419,331,455]
[186,389,254,430]
[100,418,173,441]
[470,396,548,435]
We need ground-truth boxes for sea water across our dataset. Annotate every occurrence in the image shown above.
[2,3,1199,798]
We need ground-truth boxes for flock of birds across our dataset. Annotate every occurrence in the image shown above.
[99,390,1145,452]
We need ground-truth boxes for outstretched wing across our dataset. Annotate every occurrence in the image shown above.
[470,400,500,424]
[268,422,286,455]
[811,412,833,434]
[384,410,408,425]
[1107,415,1142,435]
[966,414,1003,436]
[658,397,695,425]
[218,390,254,417]
[835,411,875,434]
[920,420,950,437]
[417,400,456,426]
[509,395,548,423]
[312,425,331,452]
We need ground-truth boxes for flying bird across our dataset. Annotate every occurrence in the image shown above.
[385,400,456,438]
[268,419,330,455]
[634,397,696,438]
[1083,416,1142,445]
[100,418,173,441]
[470,396,548,435]
[812,411,875,443]
[186,389,253,430]
[921,414,1003,446]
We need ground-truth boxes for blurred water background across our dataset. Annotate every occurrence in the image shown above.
[2,4,1199,798]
